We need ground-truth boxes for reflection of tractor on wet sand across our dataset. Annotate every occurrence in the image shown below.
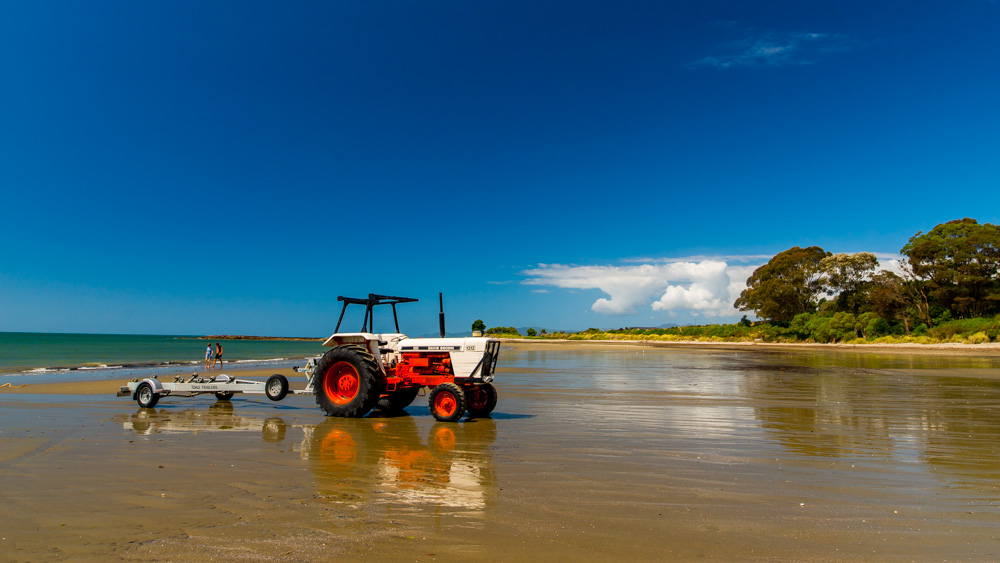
[304,415,497,511]
[306,294,501,422]
[115,409,498,513]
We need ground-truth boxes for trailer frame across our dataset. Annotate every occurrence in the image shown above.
[119,372,314,408]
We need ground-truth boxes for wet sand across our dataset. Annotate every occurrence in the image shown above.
[1,345,999,561]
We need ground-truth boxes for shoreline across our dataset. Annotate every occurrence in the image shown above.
[5,339,1000,397]
[500,337,1000,356]
[192,335,323,341]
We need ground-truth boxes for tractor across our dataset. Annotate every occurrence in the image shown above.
[308,293,500,422]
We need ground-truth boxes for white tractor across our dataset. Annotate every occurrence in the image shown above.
[306,293,501,422]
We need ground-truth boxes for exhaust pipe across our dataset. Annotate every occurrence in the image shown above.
[439,293,446,338]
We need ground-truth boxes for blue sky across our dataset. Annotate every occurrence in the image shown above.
[1,1,998,336]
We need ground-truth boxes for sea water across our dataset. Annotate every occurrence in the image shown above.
[0,331,325,380]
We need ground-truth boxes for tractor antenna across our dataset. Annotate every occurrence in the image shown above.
[439,293,446,338]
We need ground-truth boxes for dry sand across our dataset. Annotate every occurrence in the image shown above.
[502,337,1000,356]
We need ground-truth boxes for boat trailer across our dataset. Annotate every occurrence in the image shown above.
[118,369,316,408]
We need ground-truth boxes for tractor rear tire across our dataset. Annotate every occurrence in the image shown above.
[314,345,383,417]
[136,383,159,408]
[377,386,421,413]
[465,383,498,417]
[429,382,466,422]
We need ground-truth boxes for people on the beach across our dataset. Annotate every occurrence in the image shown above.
[205,344,213,371]
[213,342,223,370]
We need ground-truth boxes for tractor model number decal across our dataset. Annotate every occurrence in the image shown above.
[465,344,477,351]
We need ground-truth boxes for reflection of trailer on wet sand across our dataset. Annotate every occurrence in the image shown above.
[118,373,308,408]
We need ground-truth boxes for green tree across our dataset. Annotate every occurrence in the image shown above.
[485,326,519,335]
[735,246,830,322]
[819,252,878,314]
[471,319,486,333]
[855,312,890,339]
[868,271,905,332]
[901,218,1000,318]
[526,328,537,337]
[805,312,857,342]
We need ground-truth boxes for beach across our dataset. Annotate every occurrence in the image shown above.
[5,338,1000,395]
[2,342,999,561]
[503,337,1000,355]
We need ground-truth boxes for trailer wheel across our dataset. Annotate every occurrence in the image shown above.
[377,386,421,413]
[465,383,498,417]
[429,382,466,422]
[215,392,234,401]
[136,383,159,408]
[265,374,289,401]
[314,346,383,417]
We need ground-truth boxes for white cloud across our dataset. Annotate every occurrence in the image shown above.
[522,258,764,318]
[690,29,854,69]
[876,257,906,276]
[523,252,904,319]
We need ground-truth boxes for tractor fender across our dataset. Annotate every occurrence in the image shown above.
[132,378,164,400]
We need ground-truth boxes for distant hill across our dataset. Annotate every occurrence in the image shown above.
[416,330,475,338]
[417,323,680,338]
[198,335,322,341]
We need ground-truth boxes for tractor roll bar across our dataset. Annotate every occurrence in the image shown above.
[334,294,419,333]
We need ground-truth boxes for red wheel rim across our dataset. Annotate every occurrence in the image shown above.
[434,390,458,417]
[468,387,488,410]
[325,361,360,404]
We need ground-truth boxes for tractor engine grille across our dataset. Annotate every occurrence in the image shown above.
[400,352,453,375]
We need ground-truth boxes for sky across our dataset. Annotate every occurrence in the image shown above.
[1,1,999,337]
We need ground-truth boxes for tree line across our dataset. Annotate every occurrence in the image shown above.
[471,319,540,337]
[734,218,1000,341]
[473,219,1000,344]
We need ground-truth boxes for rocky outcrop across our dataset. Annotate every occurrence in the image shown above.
[196,335,323,341]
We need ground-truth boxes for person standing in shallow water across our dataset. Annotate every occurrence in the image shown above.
[205,344,213,371]
[213,342,223,370]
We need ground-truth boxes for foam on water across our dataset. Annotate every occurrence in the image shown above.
[0,331,324,377]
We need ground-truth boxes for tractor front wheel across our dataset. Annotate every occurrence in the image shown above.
[428,382,466,422]
[314,346,383,417]
[465,383,498,417]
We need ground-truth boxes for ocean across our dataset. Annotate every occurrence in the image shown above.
[0,332,325,381]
